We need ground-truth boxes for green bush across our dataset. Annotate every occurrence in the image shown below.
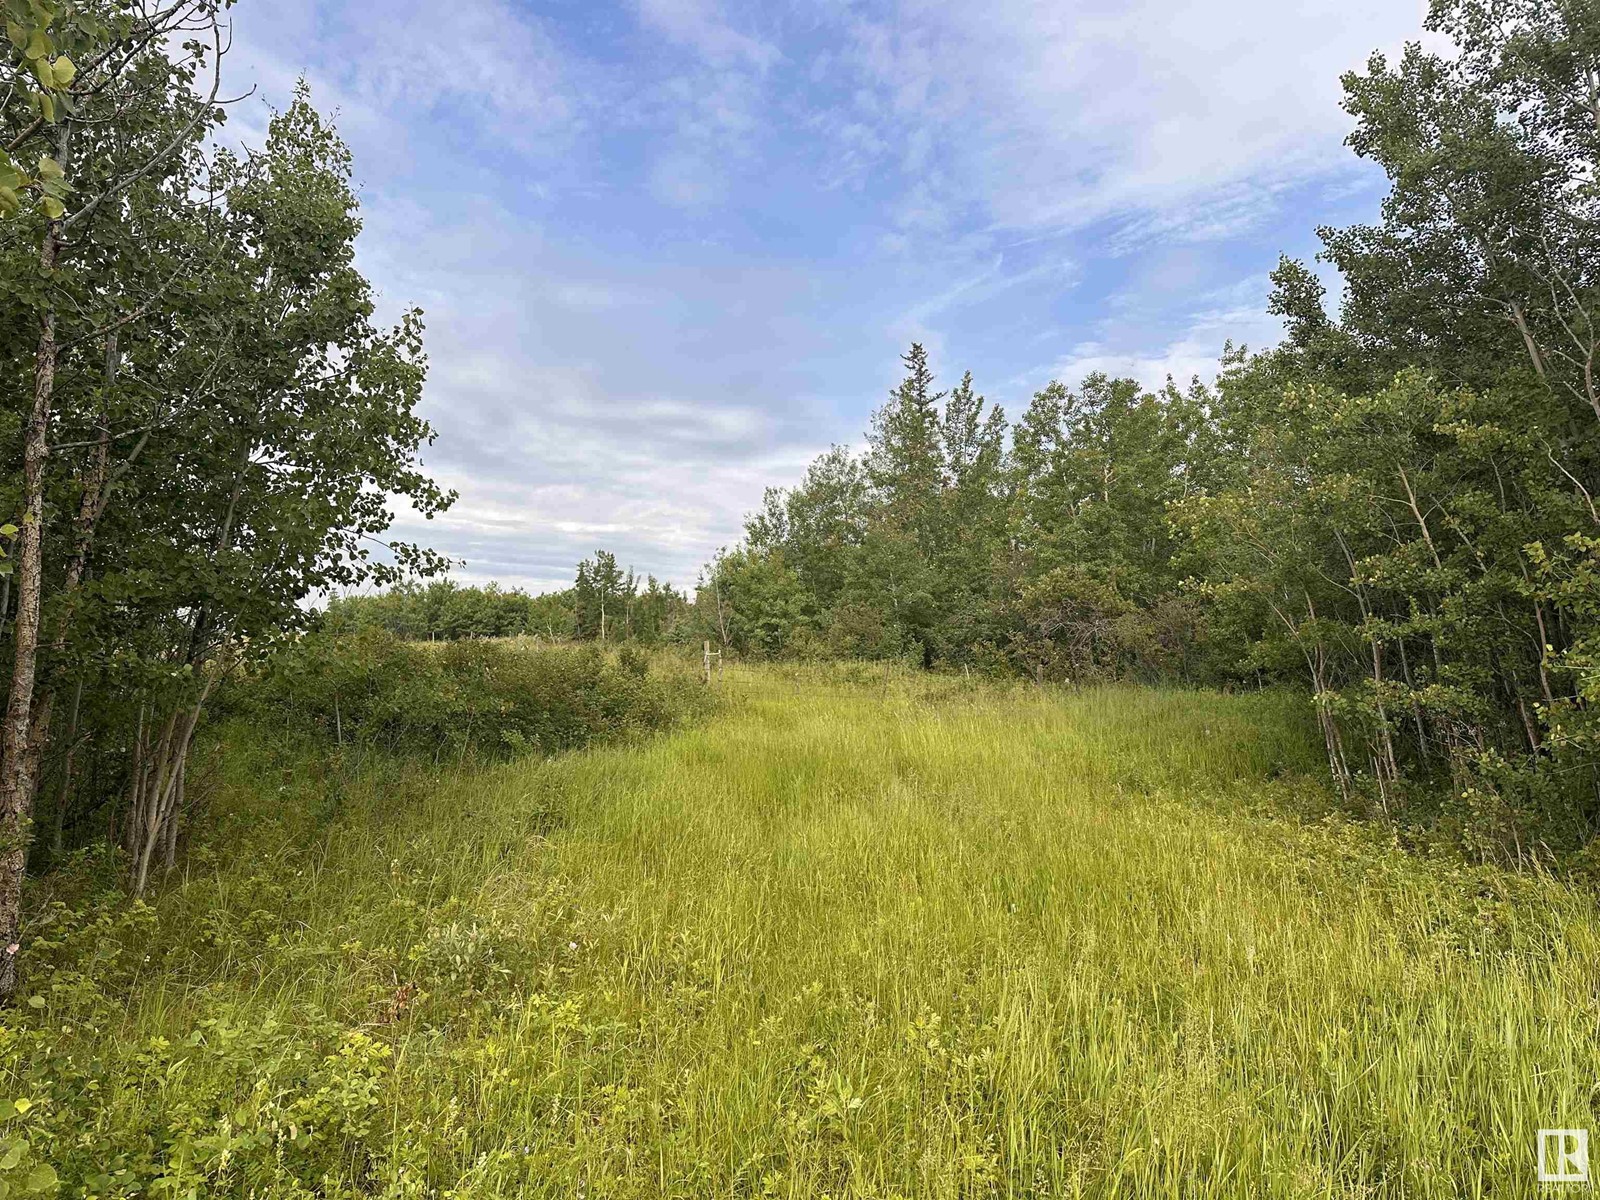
[222,630,706,763]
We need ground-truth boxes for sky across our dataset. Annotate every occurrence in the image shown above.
[224,0,1432,594]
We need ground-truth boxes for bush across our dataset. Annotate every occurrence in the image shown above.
[221,630,707,763]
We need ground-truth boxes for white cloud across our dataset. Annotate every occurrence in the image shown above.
[1046,276,1284,393]
[635,0,779,70]
[629,3,778,210]
[214,0,1439,593]
[835,0,1431,241]
[1049,339,1230,395]
[342,188,853,589]
[224,0,578,172]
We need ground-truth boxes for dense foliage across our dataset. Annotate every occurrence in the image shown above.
[0,3,451,992]
[699,357,1214,679]
[326,559,691,646]
[695,1,1600,859]
[227,631,705,762]
[325,581,578,643]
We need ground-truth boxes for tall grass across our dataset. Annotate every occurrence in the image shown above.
[11,664,1600,1196]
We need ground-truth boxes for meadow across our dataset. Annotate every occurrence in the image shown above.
[11,663,1600,1198]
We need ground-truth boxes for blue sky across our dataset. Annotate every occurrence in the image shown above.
[226,0,1430,593]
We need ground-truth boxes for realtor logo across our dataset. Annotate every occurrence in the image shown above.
[1539,1129,1589,1184]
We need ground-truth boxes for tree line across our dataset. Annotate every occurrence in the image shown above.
[697,0,1600,860]
[0,3,450,998]
[325,556,691,644]
[326,580,577,643]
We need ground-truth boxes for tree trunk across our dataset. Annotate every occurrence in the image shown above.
[129,678,213,898]
[0,207,64,1003]
[161,753,182,875]
[19,336,117,830]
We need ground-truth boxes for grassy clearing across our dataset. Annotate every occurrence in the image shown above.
[13,665,1600,1197]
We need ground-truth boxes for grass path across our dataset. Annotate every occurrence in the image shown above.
[26,666,1600,1196]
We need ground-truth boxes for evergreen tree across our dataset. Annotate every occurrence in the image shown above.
[868,343,947,554]
[937,372,1007,658]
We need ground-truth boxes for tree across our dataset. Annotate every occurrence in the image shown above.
[91,89,451,896]
[0,0,238,997]
[1179,0,1600,849]
[573,550,629,642]
[703,546,811,658]
[937,372,1007,658]
[631,576,685,644]
[1321,0,1600,428]
[868,343,946,555]
[0,63,454,994]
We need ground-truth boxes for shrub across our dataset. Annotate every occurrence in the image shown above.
[220,630,707,763]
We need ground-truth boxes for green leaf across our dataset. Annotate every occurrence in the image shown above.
[22,1163,53,1193]
[4,21,23,48]
[0,188,17,216]
[47,54,69,87]
[34,155,59,181]
[0,525,18,537]
[36,92,51,123]
[22,26,45,60]
[39,195,61,220]
[0,1142,22,1170]
[22,996,41,1010]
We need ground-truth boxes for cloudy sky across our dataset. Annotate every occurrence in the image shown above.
[226,0,1430,593]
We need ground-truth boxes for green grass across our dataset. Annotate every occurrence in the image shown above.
[14,664,1600,1197]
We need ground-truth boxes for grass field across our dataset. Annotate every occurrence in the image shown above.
[16,665,1600,1197]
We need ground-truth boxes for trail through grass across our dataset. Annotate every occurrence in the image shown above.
[18,666,1600,1197]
